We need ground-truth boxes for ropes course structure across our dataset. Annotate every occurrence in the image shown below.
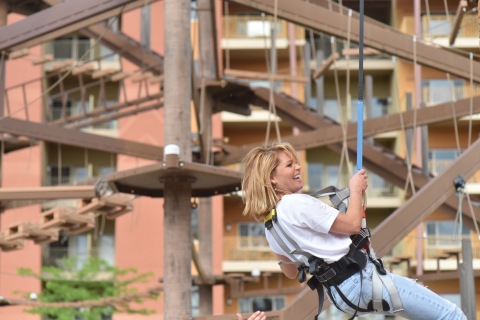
[0,0,479,319]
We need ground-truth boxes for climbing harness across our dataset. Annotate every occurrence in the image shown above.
[264,186,403,319]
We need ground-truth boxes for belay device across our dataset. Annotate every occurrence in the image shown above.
[264,186,404,320]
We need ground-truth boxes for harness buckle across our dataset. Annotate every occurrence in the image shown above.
[315,267,337,283]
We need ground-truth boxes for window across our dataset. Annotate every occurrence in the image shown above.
[236,18,281,38]
[425,221,470,248]
[192,286,199,316]
[49,99,73,121]
[370,172,395,197]
[422,79,465,106]
[239,223,268,248]
[428,149,459,175]
[239,296,285,313]
[47,166,71,186]
[53,35,91,61]
[424,16,451,36]
[140,4,151,49]
[307,162,323,190]
[326,166,340,187]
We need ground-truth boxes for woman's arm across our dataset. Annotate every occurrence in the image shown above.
[237,311,266,320]
[276,253,298,279]
[329,169,368,235]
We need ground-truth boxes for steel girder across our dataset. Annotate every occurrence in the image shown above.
[227,0,480,82]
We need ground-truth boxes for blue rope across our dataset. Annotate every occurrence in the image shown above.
[356,0,365,172]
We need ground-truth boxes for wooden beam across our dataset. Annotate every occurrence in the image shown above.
[71,63,96,75]
[32,54,53,65]
[9,48,29,59]
[312,52,339,79]
[228,0,480,82]
[449,0,468,46]
[342,47,380,56]
[0,0,161,53]
[224,68,309,83]
[372,138,480,257]
[0,185,95,201]
[0,117,163,161]
[220,91,480,165]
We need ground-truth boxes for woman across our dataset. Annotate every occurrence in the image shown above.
[241,142,466,320]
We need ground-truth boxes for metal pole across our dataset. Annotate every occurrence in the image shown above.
[356,0,364,172]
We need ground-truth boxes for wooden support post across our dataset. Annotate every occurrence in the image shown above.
[163,0,193,318]
[449,0,468,46]
[460,238,476,319]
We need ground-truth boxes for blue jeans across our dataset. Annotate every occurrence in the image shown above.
[327,260,467,320]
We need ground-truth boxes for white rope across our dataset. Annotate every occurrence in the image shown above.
[446,73,462,156]
[264,0,282,144]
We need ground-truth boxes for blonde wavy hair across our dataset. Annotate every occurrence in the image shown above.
[241,142,299,221]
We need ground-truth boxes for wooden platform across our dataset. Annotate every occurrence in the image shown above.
[103,158,242,198]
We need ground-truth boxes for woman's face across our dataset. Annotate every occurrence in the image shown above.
[270,150,303,195]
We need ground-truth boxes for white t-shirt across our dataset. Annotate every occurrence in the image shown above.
[265,193,352,264]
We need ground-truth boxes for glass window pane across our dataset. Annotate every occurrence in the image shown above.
[252,298,272,311]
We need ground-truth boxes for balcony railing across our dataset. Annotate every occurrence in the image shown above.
[224,236,276,261]
[422,14,479,39]
[42,246,115,268]
[401,15,479,40]
[223,15,304,40]
[225,234,480,274]
[429,158,479,183]
[390,234,480,265]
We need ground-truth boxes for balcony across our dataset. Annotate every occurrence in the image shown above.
[43,37,121,73]
[388,234,480,275]
[223,236,277,273]
[401,15,479,48]
[222,15,305,50]
[42,246,115,269]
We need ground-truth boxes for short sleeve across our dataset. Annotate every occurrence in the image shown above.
[279,194,339,234]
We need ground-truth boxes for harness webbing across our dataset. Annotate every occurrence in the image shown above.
[264,186,404,319]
